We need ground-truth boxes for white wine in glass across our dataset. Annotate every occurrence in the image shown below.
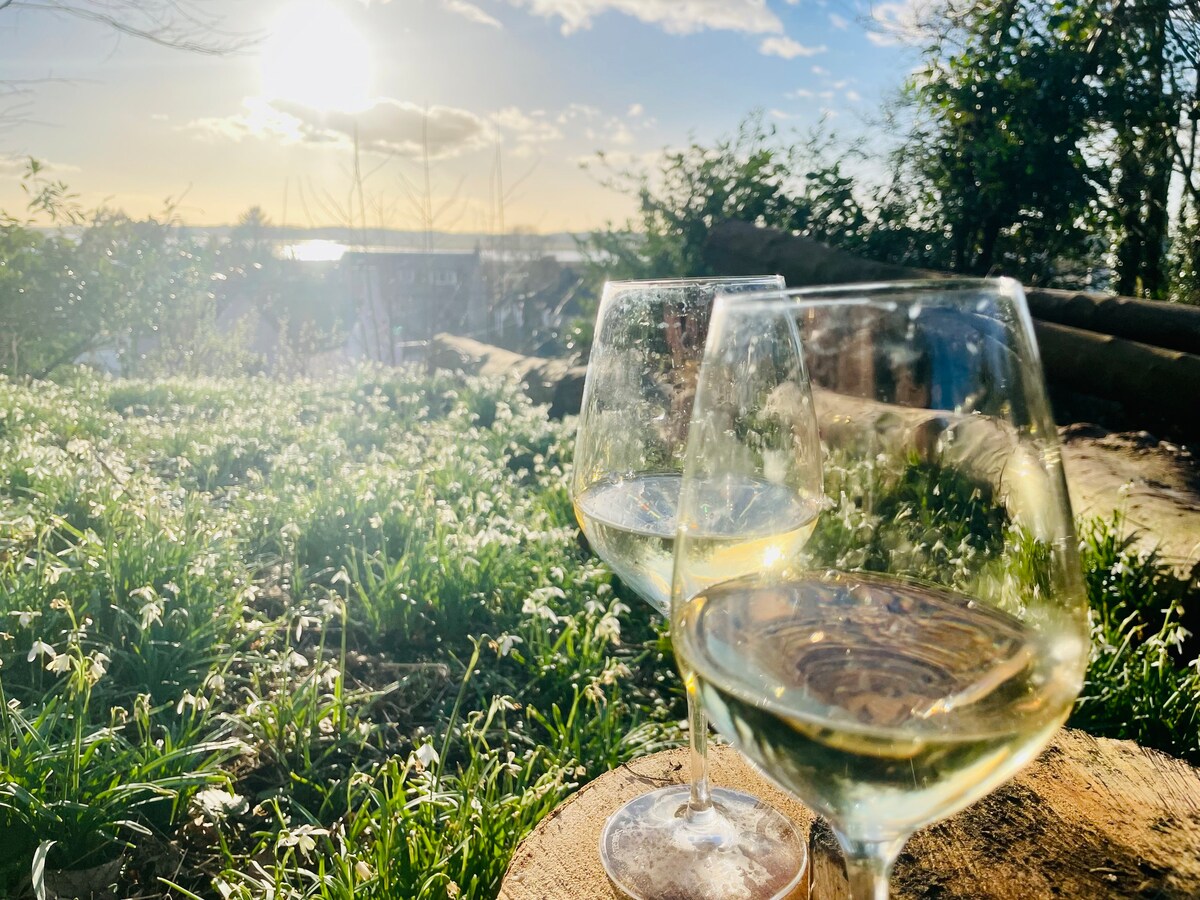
[673,279,1090,900]
[572,276,822,900]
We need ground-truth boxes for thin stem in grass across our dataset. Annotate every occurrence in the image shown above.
[438,638,483,778]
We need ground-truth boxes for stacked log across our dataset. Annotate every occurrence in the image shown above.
[703,221,1200,442]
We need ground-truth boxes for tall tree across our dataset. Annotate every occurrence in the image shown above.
[894,1,1101,284]
[898,0,1200,298]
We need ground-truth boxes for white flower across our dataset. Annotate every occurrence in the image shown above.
[521,597,560,623]
[46,653,72,674]
[276,824,328,858]
[140,600,164,629]
[27,639,56,663]
[490,634,523,657]
[176,690,210,715]
[42,565,70,587]
[414,742,440,769]
[12,610,41,628]
[205,672,227,694]
[354,860,374,881]
[87,652,110,684]
[191,788,249,824]
[595,614,621,645]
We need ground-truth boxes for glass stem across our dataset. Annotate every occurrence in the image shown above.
[682,662,713,820]
[835,833,905,900]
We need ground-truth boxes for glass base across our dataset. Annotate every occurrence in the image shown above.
[600,785,808,900]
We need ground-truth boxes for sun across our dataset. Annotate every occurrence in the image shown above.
[260,0,372,114]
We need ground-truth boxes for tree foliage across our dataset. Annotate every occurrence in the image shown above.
[896,0,1200,299]
[581,114,867,281]
[0,163,346,379]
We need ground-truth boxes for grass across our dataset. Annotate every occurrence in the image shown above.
[0,365,1196,898]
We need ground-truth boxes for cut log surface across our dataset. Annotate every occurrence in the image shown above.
[499,730,1200,900]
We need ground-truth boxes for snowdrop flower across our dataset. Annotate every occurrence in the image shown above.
[595,613,622,645]
[490,634,523,657]
[87,651,110,684]
[47,653,72,675]
[11,610,40,628]
[414,742,439,769]
[27,639,56,663]
[176,690,210,715]
[276,824,329,858]
[191,788,249,824]
[140,599,164,629]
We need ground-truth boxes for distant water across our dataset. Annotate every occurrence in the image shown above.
[278,240,588,265]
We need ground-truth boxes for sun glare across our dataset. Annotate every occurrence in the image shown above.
[260,0,372,114]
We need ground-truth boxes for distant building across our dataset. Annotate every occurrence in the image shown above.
[342,248,487,364]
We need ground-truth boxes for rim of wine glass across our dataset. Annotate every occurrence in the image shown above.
[712,276,1025,311]
[603,274,785,289]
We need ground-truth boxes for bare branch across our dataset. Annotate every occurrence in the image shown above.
[7,1,258,54]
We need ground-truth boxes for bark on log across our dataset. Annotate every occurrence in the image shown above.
[702,220,933,287]
[704,220,1200,356]
[1025,288,1200,357]
[1033,321,1200,433]
[500,731,1200,899]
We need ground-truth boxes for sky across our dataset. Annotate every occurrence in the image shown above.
[0,0,923,233]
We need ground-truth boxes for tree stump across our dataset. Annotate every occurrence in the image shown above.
[499,729,1200,899]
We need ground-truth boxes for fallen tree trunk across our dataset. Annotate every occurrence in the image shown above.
[704,221,1200,355]
[703,219,933,286]
[427,333,586,418]
[1025,288,1200,357]
[1032,321,1200,431]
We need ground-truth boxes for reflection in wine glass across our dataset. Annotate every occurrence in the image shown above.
[571,276,820,900]
[673,278,1090,900]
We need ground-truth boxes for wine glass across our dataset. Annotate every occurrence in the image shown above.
[571,276,815,900]
[672,278,1091,899]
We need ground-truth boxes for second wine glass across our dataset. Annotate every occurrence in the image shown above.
[672,279,1090,900]
[571,275,818,900]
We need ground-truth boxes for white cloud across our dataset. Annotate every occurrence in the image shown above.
[628,103,644,117]
[768,108,793,120]
[289,100,494,156]
[442,0,503,27]
[503,0,782,36]
[868,0,938,47]
[186,97,494,158]
[791,88,815,99]
[556,103,600,124]
[610,122,635,145]
[493,107,564,144]
[846,89,862,102]
[811,64,830,76]
[759,36,826,59]
[829,12,848,29]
